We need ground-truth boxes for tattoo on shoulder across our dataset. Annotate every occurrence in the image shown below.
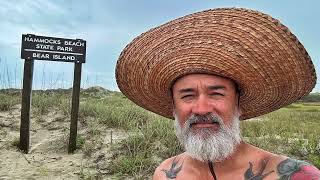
[244,158,274,180]
[161,157,183,179]
[277,158,320,180]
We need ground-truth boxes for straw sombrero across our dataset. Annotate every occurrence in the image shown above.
[115,8,316,120]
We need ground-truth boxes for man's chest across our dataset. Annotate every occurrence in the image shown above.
[173,165,278,180]
[175,172,279,180]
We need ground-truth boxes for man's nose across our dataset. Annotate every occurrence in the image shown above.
[192,96,212,115]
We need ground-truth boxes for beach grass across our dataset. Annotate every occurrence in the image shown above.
[0,89,319,179]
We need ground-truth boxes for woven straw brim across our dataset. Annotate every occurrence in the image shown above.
[116,8,316,120]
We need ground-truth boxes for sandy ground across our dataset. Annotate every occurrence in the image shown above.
[0,104,128,180]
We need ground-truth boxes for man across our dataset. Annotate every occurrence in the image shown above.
[115,8,320,179]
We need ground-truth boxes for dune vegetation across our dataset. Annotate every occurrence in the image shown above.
[0,88,319,179]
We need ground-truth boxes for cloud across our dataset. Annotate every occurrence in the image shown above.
[1,1,319,92]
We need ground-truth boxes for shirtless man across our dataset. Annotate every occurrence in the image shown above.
[115,8,320,179]
[153,74,320,179]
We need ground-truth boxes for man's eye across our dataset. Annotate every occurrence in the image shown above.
[210,93,224,96]
[181,95,194,99]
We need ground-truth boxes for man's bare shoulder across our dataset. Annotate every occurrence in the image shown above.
[153,153,187,180]
[274,157,320,179]
[261,154,320,179]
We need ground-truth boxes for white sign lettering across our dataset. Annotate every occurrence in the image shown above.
[53,54,75,61]
[64,41,85,47]
[24,37,61,45]
[32,53,49,59]
[56,46,73,52]
[35,44,54,50]
[22,34,86,63]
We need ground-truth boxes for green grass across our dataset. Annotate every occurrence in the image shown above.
[32,92,70,116]
[0,94,20,111]
[108,116,182,177]
[79,95,150,130]
[1,89,319,179]
[76,135,86,149]
[242,104,320,168]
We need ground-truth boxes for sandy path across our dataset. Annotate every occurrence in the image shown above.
[0,105,128,179]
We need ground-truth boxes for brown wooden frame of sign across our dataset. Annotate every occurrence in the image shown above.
[19,60,83,154]
[20,34,86,154]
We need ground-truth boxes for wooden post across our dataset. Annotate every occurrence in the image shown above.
[68,62,82,153]
[19,59,34,153]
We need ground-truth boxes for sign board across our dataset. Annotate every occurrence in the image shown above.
[19,33,86,154]
[21,34,86,63]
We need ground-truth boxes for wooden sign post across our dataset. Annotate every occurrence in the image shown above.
[20,34,86,153]
[19,59,34,153]
[68,62,82,153]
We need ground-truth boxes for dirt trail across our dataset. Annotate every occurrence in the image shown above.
[0,105,128,179]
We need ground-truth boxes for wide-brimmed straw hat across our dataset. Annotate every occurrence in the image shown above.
[115,8,316,120]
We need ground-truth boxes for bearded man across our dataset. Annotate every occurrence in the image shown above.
[115,8,320,179]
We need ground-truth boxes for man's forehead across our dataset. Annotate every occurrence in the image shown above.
[172,73,237,90]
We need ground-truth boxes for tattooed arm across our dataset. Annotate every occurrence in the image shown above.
[242,156,320,180]
[153,156,184,180]
[153,157,183,180]
[153,166,165,180]
[277,158,320,180]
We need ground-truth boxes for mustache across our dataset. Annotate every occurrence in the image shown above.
[186,113,223,127]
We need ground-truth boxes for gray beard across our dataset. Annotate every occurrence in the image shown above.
[174,113,242,162]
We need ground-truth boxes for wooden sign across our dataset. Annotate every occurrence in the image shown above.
[21,34,86,63]
[19,34,86,154]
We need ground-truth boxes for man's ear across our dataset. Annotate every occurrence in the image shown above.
[172,108,176,118]
[238,106,243,117]
[236,93,242,117]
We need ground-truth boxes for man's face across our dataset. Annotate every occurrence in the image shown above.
[172,74,242,162]
[172,74,239,128]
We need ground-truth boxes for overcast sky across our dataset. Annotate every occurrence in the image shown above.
[0,0,319,92]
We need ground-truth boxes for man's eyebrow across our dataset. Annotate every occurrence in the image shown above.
[178,88,195,94]
[208,85,226,90]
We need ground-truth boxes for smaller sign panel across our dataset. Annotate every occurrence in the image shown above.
[21,34,86,63]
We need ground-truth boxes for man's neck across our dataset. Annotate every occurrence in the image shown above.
[214,141,249,169]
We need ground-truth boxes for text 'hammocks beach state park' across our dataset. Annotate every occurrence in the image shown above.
[21,34,86,63]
